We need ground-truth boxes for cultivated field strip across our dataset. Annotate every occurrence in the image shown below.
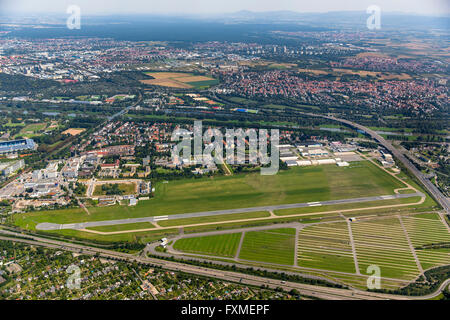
[351,218,420,280]
[297,222,356,273]
[322,271,410,291]
[173,233,242,258]
[401,216,450,270]
[238,228,296,265]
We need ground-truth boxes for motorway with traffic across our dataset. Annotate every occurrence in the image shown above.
[306,113,450,213]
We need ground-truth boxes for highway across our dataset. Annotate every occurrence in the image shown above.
[35,192,423,230]
[0,229,447,300]
[302,112,450,214]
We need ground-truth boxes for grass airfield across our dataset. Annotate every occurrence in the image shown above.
[8,157,447,290]
[14,161,405,229]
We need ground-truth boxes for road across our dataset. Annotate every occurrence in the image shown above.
[302,112,449,213]
[0,229,448,300]
[35,192,423,230]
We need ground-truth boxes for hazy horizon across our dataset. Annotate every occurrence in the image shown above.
[2,0,449,17]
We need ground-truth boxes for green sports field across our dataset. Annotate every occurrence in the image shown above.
[13,161,406,231]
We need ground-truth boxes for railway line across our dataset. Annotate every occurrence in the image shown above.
[0,229,447,300]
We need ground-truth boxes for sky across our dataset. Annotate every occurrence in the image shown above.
[2,0,449,16]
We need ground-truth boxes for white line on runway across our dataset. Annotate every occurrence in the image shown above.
[153,216,169,221]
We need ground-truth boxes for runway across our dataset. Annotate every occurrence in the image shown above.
[36,192,423,231]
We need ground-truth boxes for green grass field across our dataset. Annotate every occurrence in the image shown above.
[86,222,154,232]
[157,211,271,227]
[238,228,296,265]
[35,227,180,244]
[14,123,47,138]
[173,233,242,257]
[13,161,405,231]
[274,196,422,216]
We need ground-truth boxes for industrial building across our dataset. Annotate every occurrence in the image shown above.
[308,149,329,157]
[297,142,322,149]
[285,160,298,167]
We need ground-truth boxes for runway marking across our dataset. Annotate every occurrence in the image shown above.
[153,216,169,221]
[308,202,322,207]
[36,193,424,231]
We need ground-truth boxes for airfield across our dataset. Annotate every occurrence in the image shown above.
[14,158,438,240]
[10,155,446,290]
[16,159,413,227]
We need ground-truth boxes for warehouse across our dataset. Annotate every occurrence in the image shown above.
[296,160,312,166]
[308,149,329,157]
[297,142,322,148]
[281,156,299,162]
[317,159,336,165]
[285,160,298,167]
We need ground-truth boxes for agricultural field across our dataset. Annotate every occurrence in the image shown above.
[13,160,407,230]
[297,222,356,273]
[351,218,420,280]
[159,213,449,289]
[141,72,218,89]
[238,228,296,265]
[295,67,412,80]
[401,215,450,270]
[173,233,242,258]
[62,128,86,136]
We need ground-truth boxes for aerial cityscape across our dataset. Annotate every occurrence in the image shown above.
[0,0,448,312]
